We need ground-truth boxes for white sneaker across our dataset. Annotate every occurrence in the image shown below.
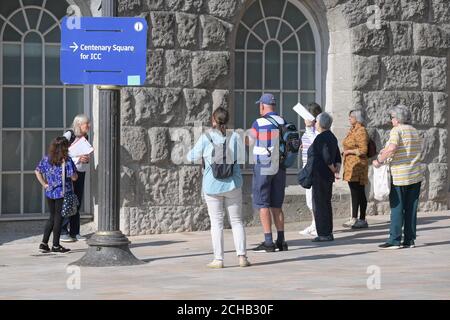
[310,229,318,237]
[76,234,86,241]
[343,218,357,228]
[299,226,312,236]
[207,260,224,269]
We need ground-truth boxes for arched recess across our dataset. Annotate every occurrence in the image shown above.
[0,0,92,218]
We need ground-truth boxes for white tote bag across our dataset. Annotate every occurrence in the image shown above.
[373,164,391,201]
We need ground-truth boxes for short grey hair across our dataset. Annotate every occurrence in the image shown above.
[388,104,411,124]
[71,114,90,137]
[316,112,333,130]
[349,109,365,124]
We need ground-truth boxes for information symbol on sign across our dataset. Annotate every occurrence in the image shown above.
[134,22,143,32]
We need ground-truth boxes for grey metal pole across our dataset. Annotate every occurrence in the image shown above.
[71,0,142,267]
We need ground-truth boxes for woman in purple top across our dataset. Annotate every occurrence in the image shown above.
[35,137,78,253]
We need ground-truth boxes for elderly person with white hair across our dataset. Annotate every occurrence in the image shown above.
[373,105,424,250]
[61,114,91,242]
[342,110,370,229]
[300,112,341,242]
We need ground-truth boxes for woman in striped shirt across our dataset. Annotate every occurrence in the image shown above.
[373,105,425,250]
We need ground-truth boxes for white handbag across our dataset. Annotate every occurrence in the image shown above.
[373,164,391,201]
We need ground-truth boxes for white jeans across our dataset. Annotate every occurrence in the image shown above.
[203,188,246,260]
[306,187,316,228]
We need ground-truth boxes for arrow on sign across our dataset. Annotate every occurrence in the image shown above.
[69,42,78,52]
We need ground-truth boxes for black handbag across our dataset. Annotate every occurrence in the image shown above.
[61,160,79,218]
[298,154,314,189]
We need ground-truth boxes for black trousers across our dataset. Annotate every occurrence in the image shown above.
[43,198,63,247]
[61,171,85,237]
[312,178,334,236]
[348,182,367,220]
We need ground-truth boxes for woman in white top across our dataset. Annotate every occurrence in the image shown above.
[61,114,91,242]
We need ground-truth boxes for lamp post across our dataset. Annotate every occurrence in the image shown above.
[71,0,143,267]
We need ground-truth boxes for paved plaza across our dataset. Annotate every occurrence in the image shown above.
[0,212,449,300]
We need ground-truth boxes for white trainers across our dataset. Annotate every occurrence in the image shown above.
[299,224,317,237]
[299,226,312,236]
[342,218,357,228]
[238,256,251,267]
[207,260,224,269]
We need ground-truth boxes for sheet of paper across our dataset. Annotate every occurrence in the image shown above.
[69,137,94,158]
[293,103,315,121]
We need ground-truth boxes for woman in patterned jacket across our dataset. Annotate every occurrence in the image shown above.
[342,110,370,229]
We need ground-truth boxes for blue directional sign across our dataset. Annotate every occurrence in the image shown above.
[60,17,147,85]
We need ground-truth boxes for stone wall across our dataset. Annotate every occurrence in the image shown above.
[117,0,243,235]
[117,0,450,235]
[324,0,450,214]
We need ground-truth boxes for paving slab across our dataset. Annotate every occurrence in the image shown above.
[0,212,449,300]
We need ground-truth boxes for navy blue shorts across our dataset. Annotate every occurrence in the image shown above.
[252,164,286,209]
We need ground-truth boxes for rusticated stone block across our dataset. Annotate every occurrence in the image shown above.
[390,22,412,54]
[382,56,420,90]
[120,166,136,207]
[139,166,180,205]
[127,205,209,235]
[184,88,212,125]
[124,87,183,126]
[121,126,148,161]
[148,127,170,164]
[179,166,202,205]
[351,24,389,55]
[324,0,345,10]
[397,91,432,125]
[342,0,369,27]
[191,51,230,88]
[419,201,448,212]
[352,91,364,109]
[167,0,203,13]
[433,92,448,126]
[146,0,165,10]
[413,24,449,56]
[207,0,239,20]
[400,0,428,21]
[352,55,380,90]
[165,50,192,87]
[212,90,229,110]
[150,12,175,48]
[419,167,428,201]
[374,0,401,20]
[428,163,448,200]
[438,129,448,163]
[117,0,147,16]
[121,88,136,126]
[176,13,198,49]
[421,57,447,91]
[364,91,432,126]
[419,128,439,163]
[200,15,232,49]
[146,49,164,86]
[432,0,450,23]
[169,127,195,165]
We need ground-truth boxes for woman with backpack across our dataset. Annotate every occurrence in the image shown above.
[61,114,91,242]
[342,110,370,229]
[35,137,78,253]
[187,107,250,269]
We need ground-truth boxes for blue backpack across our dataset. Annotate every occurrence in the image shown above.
[264,115,300,169]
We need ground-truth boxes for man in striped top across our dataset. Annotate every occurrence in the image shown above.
[373,104,425,250]
[248,93,288,253]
